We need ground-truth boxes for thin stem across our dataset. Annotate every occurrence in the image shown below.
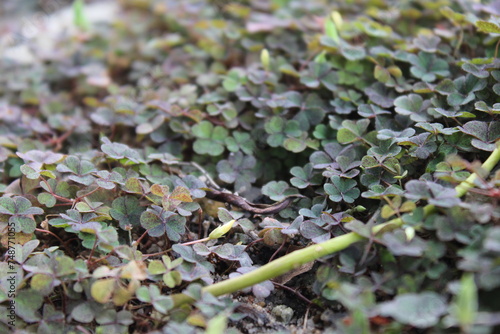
[180,237,210,246]
[35,228,75,257]
[454,26,464,57]
[87,239,98,265]
[142,248,172,258]
[176,161,221,190]
[132,230,149,247]
[268,238,287,263]
[455,146,500,197]
[273,282,316,306]
[74,186,101,202]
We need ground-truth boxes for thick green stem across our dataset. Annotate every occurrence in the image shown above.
[171,146,500,307]
[205,232,364,297]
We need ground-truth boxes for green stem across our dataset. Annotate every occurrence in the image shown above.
[171,146,500,307]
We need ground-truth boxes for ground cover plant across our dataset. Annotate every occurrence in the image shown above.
[0,0,500,333]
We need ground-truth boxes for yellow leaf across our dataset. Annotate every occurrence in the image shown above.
[209,220,235,240]
[151,184,169,197]
[91,278,115,303]
[120,260,147,280]
[170,186,192,202]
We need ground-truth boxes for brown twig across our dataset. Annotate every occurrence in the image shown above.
[35,228,75,257]
[268,238,287,263]
[273,282,317,307]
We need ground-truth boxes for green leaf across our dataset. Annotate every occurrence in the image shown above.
[223,69,247,92]
[140,207,186,241]
[394,94,431,122]
[262,181,297,201]
[475,20,500,34]
[192,121,214,138]
[337,119,370,144]
[408,52,449,82]
[209,219,236,239]
[16,289,43,322]
[283,137,307,153]
[225,131,255,155]
[192,121,228,156]
[357,104,390,118]
[484,227,500,252]
[12,216,37,233]
[38,193,56,208]
[216,152,256,194]
[73,0,90,30]
[459,121,500,151]
[20,164,41,179]
[382,230,427,256]
[340,43,366,61]
[462,62,489,78]
[101,138,144,164]
[17,150,64,169]
[71,302,95,323]
[378,292,447,328]
[405,180,460,207]
[206,314,228,334]
[324,17,340,44]
[264,116,285,134]
[451,273,478,329]
[290,163,320,189]
[324,176,360,203]
[110,196,144,230]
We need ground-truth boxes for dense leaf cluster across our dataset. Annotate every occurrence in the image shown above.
[0,0,499,333]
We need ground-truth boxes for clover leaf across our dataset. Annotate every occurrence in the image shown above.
[262,181,298,201]
[357,104,390,118]
[324,176,360,203]
[461,62,490,79]
[300,221,330,243]
[408,52,450,82]
[192,120,228,156]
[136,285,174,314]
[0,196,43,233]
[17,150,64,170]
[458,121,500,151]
[222,69,247,92]
[264,116,302,147]
[95,170,124,190]
[382,230,428,256]
[394,94,432,122]
[447,74,487,107]
[300,62,338,90]
[365,82,397,108]
[293,94,328,131]
[229,266,274,299]
[309,142,348,168]
[225,131,255,155]
[337,119,371,144]
[101,137,145,164]
[140,206,186,241]
[405,180,460,208]
[290,163,322,189]
[56,155,97,185]
[110,196,144,230]
[397,133,438,159]
[377,292,447,328]
[216,152,256,194]
[322,155,361,179]
[266,91,302,109]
